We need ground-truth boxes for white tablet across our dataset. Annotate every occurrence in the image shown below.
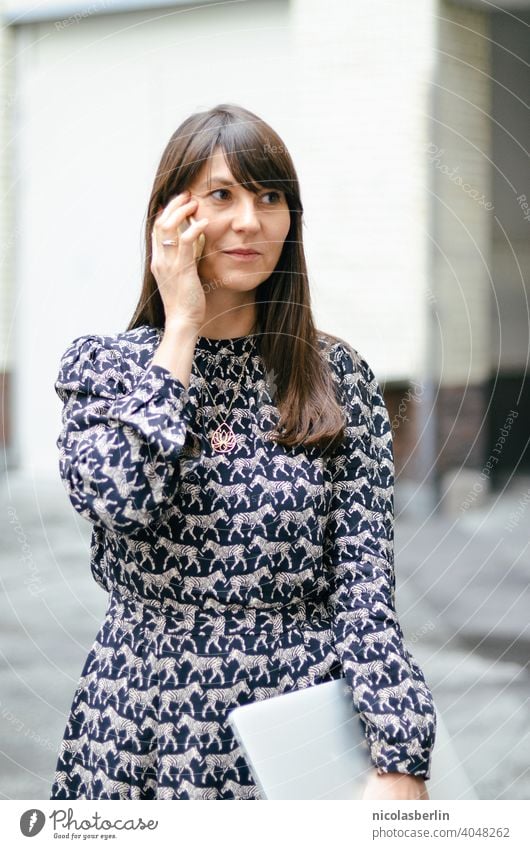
[227,677,478,800]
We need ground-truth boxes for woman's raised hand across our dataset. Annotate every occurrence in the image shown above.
[151,191,209,331]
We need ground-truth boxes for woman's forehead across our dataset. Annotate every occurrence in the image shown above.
[196,148,232,181]
[192,156,264,192]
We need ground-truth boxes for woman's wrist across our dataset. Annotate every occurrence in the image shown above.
[378,770,425,781]
[362,769,429,800]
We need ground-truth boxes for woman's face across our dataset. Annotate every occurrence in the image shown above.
[186,148,291,291]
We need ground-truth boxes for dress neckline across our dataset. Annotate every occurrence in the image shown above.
[151,324,259,356]
[195,332,259,356]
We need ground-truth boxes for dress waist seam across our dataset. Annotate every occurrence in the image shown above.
[107,584,332,634]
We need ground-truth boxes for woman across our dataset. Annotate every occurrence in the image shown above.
[50,103,436,800]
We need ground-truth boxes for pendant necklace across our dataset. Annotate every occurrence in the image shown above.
[194,328,257,454]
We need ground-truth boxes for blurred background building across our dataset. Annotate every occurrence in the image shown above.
[0,0,528,801]
[0,0,528,507]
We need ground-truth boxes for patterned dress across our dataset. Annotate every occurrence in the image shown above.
[49,324,436,800]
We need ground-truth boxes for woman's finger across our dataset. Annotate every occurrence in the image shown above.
[179,218,208,263]
[156,191,190,226]
[157,196,197,232]
[179,217,209,245]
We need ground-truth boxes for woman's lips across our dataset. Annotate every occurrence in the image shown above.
[222,249,261,260]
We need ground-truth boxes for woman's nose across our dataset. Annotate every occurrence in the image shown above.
[231,201,260,230]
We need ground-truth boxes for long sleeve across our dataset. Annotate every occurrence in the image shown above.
[324,342,437,780]
[54,333,200,536]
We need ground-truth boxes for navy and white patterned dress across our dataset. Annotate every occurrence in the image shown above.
[49,324,436,800]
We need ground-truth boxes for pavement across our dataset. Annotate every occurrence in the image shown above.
[0,469,528,800]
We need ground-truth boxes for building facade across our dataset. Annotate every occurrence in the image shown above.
[0,0,528,512]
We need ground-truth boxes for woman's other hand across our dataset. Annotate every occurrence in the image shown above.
[361,769,430,800]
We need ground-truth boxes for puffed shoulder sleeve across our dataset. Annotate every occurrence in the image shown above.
[324,341,437,780]
[54,333,197,535]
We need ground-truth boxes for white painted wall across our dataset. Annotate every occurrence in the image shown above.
[433,1,492,385]
[9,0,437,473]
[12,1,291,473]
[289,0,437,381]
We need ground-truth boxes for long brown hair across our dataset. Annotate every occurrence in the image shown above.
[127,102,346,457]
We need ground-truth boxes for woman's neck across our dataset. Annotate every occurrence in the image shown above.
[199,304,258,340]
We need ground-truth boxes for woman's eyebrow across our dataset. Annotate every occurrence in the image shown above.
[199,176,267,190]
[199,176,237,188]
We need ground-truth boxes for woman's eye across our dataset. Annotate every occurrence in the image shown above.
[261,191,283,204]
[210,188,231,201]
[209,188,283,204]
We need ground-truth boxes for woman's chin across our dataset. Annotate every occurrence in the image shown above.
[200,267,267,291]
